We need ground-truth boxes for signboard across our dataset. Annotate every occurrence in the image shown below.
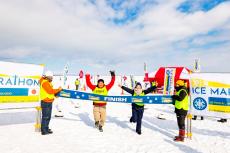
[0,61,44,109]
[190,73,230,118]
[163,68,176,95]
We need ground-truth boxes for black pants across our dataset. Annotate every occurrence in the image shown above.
[176,114,186,130]
[41,101,53,133]
[131,103,144,132]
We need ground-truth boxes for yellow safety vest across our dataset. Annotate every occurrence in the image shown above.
[175,89,189,110]
[151,82,156,86]
[93,86,108,104]
[40,80,55,101]
[133,92,145,106]
[75,80,80,85]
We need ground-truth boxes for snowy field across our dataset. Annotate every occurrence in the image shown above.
[0,99,229,153]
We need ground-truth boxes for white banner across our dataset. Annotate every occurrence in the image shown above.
[163,68,176,95]
[0,61,44,109]
[190,73,230,118]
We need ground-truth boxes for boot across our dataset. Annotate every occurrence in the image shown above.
[136,130,142,135]
[130,117,136,123]
[129,117,133,123]
[174,129,185,142]
[41,132,49,135]
[99,125,103,132]
[95,121,99,128]
[48,129,53,134]
[174,129,182,140]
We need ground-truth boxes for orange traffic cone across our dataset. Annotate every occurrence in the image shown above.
[83,84,86,91]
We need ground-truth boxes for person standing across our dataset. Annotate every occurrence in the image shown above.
[39,71,62,135]
[85,71,115,132]
[172,80,189,142]
[119,82,157,135]
[75,78,80,90]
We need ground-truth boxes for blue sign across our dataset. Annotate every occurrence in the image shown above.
[209,97,230,106]
[193,97,207,110]
[57,89,173,104]
[0,88,29,96]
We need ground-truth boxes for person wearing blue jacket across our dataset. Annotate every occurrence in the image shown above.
[119,82,157,135]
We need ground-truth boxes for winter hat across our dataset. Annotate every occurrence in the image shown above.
[176,80,185,86]
[97,79,104,84]
[135,82,142,88]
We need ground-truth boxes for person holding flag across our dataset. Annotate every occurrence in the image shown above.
[85,71,115,132]
[39,71,62,135]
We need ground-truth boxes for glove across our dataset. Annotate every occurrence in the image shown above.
[110,70,115,76]
[171,96,175,105]
[58,87,63,91]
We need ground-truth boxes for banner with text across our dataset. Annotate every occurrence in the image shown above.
[190,73,230,118]
[58,89,173,104]
[163,68,176,95]
[0,61,44,108]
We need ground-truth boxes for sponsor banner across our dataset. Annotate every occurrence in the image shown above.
[190,73,230,118]
[0,61,44,108]
[163,68,176,95]
[58,89,173,104]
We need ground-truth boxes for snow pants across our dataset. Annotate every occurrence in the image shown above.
[93,105,106,126]
[131,103,144,133]
[41,101,53,133]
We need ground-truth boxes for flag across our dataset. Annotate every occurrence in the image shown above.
[144,62,147,72]
[79,70,84,78]
[123,75,127,81]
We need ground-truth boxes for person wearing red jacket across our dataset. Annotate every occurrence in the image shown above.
[85,71,115,132]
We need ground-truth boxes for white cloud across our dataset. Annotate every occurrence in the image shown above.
[0,0,229,74]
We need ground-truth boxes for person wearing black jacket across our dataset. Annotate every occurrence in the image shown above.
[172,80,189,142]
[119,82,157,135]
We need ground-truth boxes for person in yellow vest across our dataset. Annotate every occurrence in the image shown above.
[75,78,80,90]
[172,80,189,142]
[85,71,115,132]
[39,71,62,135]
[119,82,157,135]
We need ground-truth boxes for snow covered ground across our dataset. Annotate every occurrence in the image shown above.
[0,98,229,153]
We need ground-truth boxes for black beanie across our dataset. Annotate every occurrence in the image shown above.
[135,82,142,88]
[97,79,104,84]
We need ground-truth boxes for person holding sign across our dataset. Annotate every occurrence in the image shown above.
[119,82,157,135]
[85,71,115,132]
[39,71,62,135]
[172,80,189,142]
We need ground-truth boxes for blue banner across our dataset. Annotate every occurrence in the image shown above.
[57,89,173,104]
[0,88,29,96]
[209,97,230,106]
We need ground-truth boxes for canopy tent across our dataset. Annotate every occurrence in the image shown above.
[146,67,192,87]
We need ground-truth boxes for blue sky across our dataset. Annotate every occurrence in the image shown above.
[178,0,229,13]
[0,0,230,75]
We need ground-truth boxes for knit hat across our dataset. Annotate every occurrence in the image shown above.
[97,79,104,84]
[135,82,142,88]
[176,80,185,86]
